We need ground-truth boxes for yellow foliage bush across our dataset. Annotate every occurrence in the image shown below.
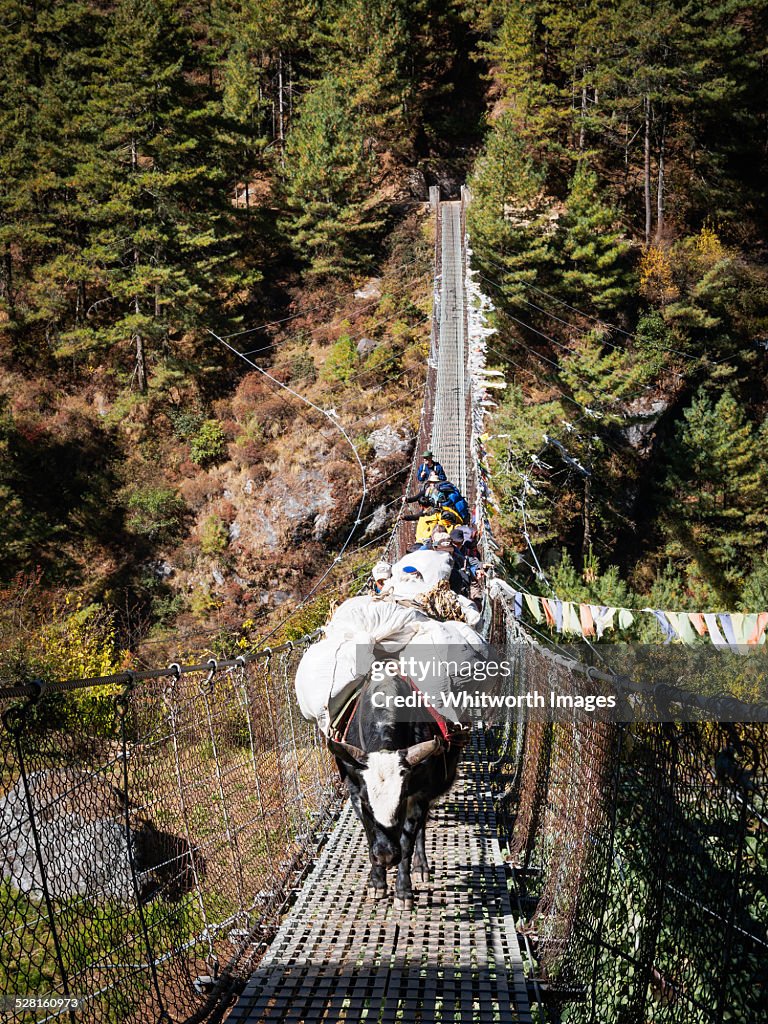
[638,245,677,303]
[38,597,124,680]
[9,596,131,737]
[695,224,725,263]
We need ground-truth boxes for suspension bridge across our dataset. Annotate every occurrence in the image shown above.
[1,195,766,1024]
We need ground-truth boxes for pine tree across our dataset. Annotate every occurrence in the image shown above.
[214,0,316,152]
[487,381,564,548]
[311,0,411,153]
[0,0,105,354]
[556,163,632,313]
[662,389,768,598]
[280,74,383,277]
[64,0,239,390]
[466,113,552,306]
[557,330,645,559]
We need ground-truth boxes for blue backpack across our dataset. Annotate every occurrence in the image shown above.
[436,483,470,524]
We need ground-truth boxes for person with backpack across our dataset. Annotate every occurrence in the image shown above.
[405,473,444,509]
[433,481,470,524]
[402,504,459,543]
[447,528,486,599]
[417,450,446,484]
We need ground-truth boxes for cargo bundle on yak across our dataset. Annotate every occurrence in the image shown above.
[295,549,488,910]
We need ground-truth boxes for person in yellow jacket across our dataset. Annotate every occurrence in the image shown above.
[403,506,463,543]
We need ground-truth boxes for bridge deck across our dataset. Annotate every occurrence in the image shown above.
[230,731,532,1023]
[231,197,530,1023]
[431,201,468,496]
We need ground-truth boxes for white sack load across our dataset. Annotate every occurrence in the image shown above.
[387,550,453,601]
[396,618,490,724]
[295,597,430,733]
[456,594,482,628]
[295,559,489,734]
[295,636,372,736]
[324,595,429,651]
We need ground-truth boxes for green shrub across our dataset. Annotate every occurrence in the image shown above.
[190,420,227,466]
[125,486,188,541]
[635,310,670,379]
[290,348,317,384]
[360,343,399,385]
[168,408,204,440]
[200,515,228,555]
[189,586,220,618]
[322,334,358,383]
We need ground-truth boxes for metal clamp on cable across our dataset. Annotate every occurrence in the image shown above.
[115,672,135,720]
[199,658,217,695]
[164,662,181,697]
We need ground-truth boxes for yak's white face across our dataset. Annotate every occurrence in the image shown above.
[361,751,407,827]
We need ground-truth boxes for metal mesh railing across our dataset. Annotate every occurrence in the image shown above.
[385,192,442,565]
[487,595,768,1024]
[0,642,340,1024]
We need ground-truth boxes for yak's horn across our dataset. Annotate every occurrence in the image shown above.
[327,737,367,767]
[403,737,444,767]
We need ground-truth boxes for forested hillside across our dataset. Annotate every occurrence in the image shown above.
[1,0,767,680]
[466,0,768,614]
[0,0,482,674]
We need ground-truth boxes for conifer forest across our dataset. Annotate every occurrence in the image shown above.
[1,0,767,672]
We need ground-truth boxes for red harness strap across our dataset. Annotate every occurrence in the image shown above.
[331,680,469,750]
[402,675,453,743]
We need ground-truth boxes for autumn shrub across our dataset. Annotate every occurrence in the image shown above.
[255,396,295,438]
[231,436,261,467]
[178,473,217,511]
[231,373,272,422]
[639,245,677,304]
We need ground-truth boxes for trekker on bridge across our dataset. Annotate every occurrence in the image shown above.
[406,476,470,524]
[417,450,446,483]
[448,528,486,603]
[433,481,470,524]
[405,472,443,508]
[370,561,392,595]
[402,504,457,544]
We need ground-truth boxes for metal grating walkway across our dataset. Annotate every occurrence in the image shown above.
[231,730,532,1023]
[430,201,468,496]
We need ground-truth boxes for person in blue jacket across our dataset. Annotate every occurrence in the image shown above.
[417,450,446,483]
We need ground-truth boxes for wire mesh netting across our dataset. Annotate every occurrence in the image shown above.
[488,596,768,1024]
[0,645,340,1024]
